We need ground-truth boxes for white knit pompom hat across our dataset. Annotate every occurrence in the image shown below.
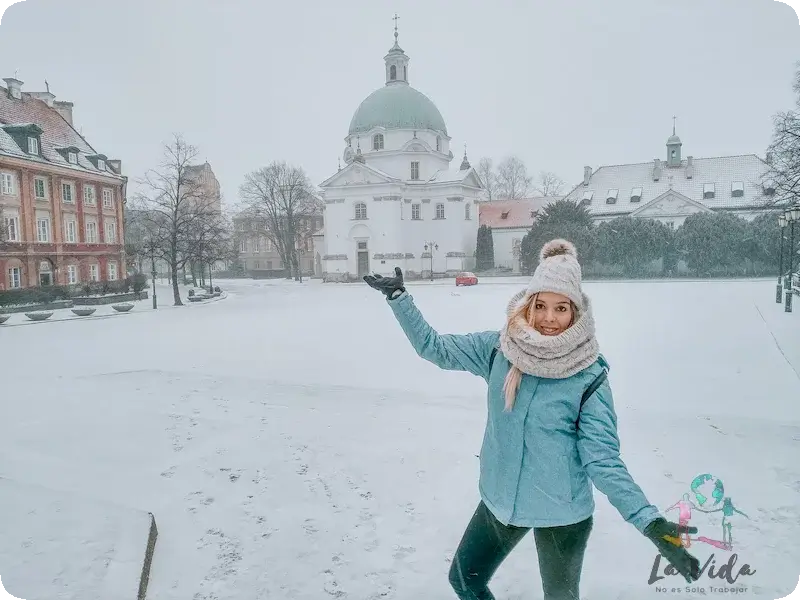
[525,239,584,311]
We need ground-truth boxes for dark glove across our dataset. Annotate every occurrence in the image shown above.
[644,518,701,583]
[363,267,405,299]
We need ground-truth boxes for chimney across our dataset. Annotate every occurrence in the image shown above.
[583,166,592,186]
[53,100,74,126]
[653,158,662,182]
[686,156,694,179]
[107,159,122,174]
[28,91,56,107]
[3,77,23,100]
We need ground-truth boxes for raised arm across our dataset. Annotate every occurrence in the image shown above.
[386,290,498,380]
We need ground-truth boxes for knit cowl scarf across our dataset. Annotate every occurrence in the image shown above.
[499,289,600,380]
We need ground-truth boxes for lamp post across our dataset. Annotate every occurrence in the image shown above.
[777,214,787,303]
[785,204,799,313]
[424,241,438,281]
[146,243,158,310]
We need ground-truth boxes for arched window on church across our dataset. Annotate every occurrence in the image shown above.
[373,134,384,151]
[355,202,367,220]
[390,65,397,80]
[403,66,407,81]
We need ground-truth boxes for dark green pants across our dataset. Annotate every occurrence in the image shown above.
[448,501,593,600]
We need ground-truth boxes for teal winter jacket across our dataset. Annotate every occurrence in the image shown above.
[388,291,662,533]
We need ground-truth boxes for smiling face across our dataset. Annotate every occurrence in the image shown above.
[527,291,575,336]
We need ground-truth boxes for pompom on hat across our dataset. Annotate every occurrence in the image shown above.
[525,238,584,311]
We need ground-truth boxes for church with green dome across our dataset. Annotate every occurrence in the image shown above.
[317,21,484,283]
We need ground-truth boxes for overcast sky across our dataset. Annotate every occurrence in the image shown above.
[1,0,799,206]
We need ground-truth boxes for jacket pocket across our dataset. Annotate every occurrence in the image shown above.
[553,455,573,503]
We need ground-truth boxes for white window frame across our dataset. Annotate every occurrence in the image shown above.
[240,239,247,253]
[8,266,22,289]
[97,159,106,171]
[67,264,78,285]
[84,185,96,206]
[62,181,75,203]
[86,220,98,244]
[108,262,118,281]
[354,202,367,220]
[28,137,39,155]
[703,183,715,199]
[373,134,384,151]
[731,181,744,198]
[435,203,445,219]
[410,161,420,180]
[68,152,78,164]
[4,215,20,242]
[37,217,50,243]
[105,220,117,244]
[102,188,114,208]
[411,203,421,220]
[253,238,260,253]
[34,176,48,200]
[65,219,77,244]
[89,264,99,282]
[1,172,14,195]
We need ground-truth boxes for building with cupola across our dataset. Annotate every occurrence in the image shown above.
[316,25,483,282]
[563,123,778,228]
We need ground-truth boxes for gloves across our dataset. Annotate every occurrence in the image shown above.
[364,267,406,299]
[644,518,701,583]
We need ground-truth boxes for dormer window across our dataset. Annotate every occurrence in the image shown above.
[28,137,39,155]
[630,187,643,202]
[731,181,744,198]
[373,134,384,151]
[703,183,715,200]
[97,159,106,171]
[68,152,78,164]
[764,181,776,196]
[606,189,619,204]
[581,190,594,204]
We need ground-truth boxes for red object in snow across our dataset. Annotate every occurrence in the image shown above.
[455,272,478,286]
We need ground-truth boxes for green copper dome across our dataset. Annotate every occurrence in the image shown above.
[348,84,447,136]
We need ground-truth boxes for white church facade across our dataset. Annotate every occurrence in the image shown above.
[317,27,482,282]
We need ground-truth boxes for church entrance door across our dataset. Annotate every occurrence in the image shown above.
[356,241,369,277]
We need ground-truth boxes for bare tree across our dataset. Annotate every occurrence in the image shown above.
[764,64,800,207]
[239,161,322,282]
[476,157,498,201]
[534,171,566,197]
[132,134,217,305]
[186,210,233,289]
[496,156,533,200]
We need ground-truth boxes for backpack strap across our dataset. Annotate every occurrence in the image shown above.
[576,368,608,430]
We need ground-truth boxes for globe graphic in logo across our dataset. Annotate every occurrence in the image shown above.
[690,473,725,507]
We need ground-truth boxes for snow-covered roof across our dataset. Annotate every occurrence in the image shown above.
[564,154,772,216]
[0,85,122,179]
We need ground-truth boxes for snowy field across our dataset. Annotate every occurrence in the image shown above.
[1,277,799,600]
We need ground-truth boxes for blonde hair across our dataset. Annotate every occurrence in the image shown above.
[502,293,577,411]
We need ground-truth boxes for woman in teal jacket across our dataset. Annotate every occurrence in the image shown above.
[364,239,700,600]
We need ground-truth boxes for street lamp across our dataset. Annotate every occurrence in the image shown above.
[777,214,787,303]
[146,242,158,310]
[784,204,800,313]
[424,241,438,281]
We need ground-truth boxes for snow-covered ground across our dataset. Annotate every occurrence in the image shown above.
[1,277,799,599]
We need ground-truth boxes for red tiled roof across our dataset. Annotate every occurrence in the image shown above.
[479,197,562,229]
